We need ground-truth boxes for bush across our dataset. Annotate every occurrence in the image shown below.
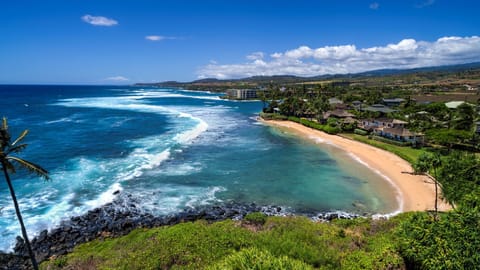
[260,113,288,120]
[371,135,411,146]
[354,128,368,136]
[244,212,267,225]
[397,202,480,270]
[287,116,340,134]
[207,247,313,270]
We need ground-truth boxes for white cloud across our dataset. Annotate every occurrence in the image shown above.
[145,35,178,41]
[197,36,480,79]
[82,15,118,26]
[369,2,379,10]
[146,35,165,41]
[105,76,129,82]
[246,52,264,60]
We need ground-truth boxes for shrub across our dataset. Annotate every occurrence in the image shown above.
[244,212,267,225]
[354,128,368,136]
[207,247,313,270]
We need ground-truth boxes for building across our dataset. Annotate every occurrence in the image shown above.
[361,104,397,114]
[351,100,363,110]
[360,118,424,144]
[445,101,466,109]
[323,109,355,119]
[227,89,257,99]
[358,118,407,131]
[382,98,405,107]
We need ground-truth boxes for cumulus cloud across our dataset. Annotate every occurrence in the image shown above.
[369,2,379,10]
[197,36,480,79]
[82,15,118,26]
[105,76,129,82]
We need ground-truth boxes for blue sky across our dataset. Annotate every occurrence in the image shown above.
[1,0,479,84]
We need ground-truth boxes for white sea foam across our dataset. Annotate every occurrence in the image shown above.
[347,153,403,216]
[84,183,123,208]
[185,186,226,208]
[308,135,326,144]
[174,119,209,144]
[118,149,171,181]
[150,163,202,176]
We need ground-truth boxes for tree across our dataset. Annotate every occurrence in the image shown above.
[454,103,475,131]
[438,151,480,206]
[0,117,50,270]
[413,152,442,218]
[397,193,480,269]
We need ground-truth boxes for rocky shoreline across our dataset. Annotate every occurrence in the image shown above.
[0,193,360,269]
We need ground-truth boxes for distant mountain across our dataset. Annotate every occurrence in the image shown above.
[135,62,480,87]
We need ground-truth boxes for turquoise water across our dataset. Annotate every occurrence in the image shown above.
[0,85,398,251]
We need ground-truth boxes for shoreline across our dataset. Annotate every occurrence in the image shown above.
[1,194,360,268]
[261,119,451,213]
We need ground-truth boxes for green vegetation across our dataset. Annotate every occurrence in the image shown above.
[42,216,406,270]
[34,66,480,269]
[341,134,423,164]
[287,116,341,134]
[1,117,50,270]
[244,212,267,225]
[397,194,480,269]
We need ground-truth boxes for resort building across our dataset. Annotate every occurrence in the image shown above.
[227,89,258,99]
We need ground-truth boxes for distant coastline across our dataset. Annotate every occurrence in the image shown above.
[261,118,452,213]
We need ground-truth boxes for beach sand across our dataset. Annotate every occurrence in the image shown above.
[262,119,451,213]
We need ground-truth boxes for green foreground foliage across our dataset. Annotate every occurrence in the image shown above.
[42,216,405,270]
[42,205,480,270]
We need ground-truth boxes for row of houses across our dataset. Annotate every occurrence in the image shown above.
[322,109,425,144]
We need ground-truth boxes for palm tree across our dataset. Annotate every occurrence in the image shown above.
[1,117,49,270]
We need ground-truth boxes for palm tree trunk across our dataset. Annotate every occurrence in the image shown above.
[2,163,39,270]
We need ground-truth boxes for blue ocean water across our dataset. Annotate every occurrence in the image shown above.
[0,85,398,251]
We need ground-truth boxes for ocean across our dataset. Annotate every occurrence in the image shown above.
[0,85,398,251]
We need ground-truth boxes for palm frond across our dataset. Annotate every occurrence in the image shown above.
[1,160,17,174]
[11,130,29,147]
[7,156,50,180]
[7,144,28,154]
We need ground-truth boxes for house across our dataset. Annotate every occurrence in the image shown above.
[357,118,423,144]
[323,109,355,119]
[227,89,257,99]
[351,100,363,110]
[358,118,407,131]
[382,98,405,107]
[361,104,397,114]
[445,101,466,109]
[328,98,344,106]
[378,127,424,144]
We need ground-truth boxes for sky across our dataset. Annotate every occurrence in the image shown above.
[1,0,479,84]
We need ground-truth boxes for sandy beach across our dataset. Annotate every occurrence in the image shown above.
[262,119,451,213]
